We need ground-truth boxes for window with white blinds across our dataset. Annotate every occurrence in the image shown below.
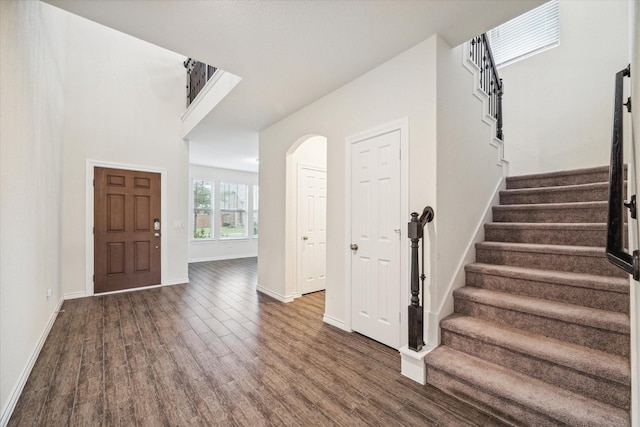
[489,0,560,67]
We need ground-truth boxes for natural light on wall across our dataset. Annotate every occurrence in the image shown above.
[489,0,560,67]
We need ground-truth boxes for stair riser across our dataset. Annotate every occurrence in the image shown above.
[506,171,610,190]
[441,329,630,410]
[465,270,629,313]
[500,187,610,205]
[454,298,630,357]
[476,247,627,278]
[493,206,608,223]
[426,367,561,427]
[484,226,609,247]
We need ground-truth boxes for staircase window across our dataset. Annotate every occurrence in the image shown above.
[489,0,560,67]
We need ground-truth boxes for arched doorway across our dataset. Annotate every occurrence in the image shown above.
[285,135,328,299]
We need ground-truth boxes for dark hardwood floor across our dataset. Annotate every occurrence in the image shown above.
[9,258,507,426]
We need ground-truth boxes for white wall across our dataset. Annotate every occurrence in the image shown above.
[430,37,507,345]
[629,1,639,424]
[284,135,327,300]
[60,12,189,296]
[0,1,67,421]
[189,164,258,262]
[500,0,630,175]
[259,37,438,332]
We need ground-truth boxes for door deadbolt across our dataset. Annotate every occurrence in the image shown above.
[350,244,358,251]
[302,236,309,240]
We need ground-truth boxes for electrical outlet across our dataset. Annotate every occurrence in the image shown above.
[46,288,52,298]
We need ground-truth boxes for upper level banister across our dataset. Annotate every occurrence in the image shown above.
[606,65,638,279]
[184,58,218,107]
[469,34,504,141]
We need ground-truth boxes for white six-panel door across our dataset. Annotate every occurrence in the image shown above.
[298,165,327,294]
[350,130,401,349]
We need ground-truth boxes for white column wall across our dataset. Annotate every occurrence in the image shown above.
[0,1,67,421]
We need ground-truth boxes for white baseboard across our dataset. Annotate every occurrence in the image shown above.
[0,297,64,427]
[163,278,189,286]
[256,285,294,303]
[188,254,257,263]
[90,279,189,297]
[322,314,349,331]
[63,291,86,300]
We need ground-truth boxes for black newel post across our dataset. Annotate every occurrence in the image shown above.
[408,212,423,351]
[497,78,504,140]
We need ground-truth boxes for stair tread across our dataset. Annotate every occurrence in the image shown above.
[476,241,607,256]
[427,347,629,427]
[441,314,630,385]
[494,201,607,210]
[453,287,629,333]
[465,262,629,293]
[501,181,608,195]
[485,222,607,231]
[505,165,610,184]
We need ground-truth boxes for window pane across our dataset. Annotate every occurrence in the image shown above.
[193,180,213,239]
[253,185,259,236]
[220,182,248,238]
[489,0,559,67]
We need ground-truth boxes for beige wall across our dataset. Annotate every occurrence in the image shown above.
[259,36,438,334]
[0,1,67,420]
[499,0,630,175]
[430,37,507,344]
[60,11,188,297]
[629,0,639,423]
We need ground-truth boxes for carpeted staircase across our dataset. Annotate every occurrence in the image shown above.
[425,165,631,426]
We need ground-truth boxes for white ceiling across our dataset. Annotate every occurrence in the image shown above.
[44,0,544,173]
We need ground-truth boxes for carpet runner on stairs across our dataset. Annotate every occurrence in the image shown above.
[425,165,631,426]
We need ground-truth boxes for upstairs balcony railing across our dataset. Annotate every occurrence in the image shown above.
[184,58,218,107]
[469,34,504,140]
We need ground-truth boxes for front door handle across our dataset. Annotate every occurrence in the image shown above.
[350,244,358,251]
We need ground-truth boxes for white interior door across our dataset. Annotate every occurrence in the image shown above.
[298,165,327,294]
[350,130,401,349]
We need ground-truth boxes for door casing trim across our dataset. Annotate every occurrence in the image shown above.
[343,118,409,348]
[86,160,168,297]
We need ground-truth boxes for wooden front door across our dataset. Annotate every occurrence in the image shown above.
[94,167,161,293]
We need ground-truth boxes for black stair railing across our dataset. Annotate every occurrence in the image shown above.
[469,34,504,140]
[606,64,638,279]
[408,206,434,351]
[184,58,218,107]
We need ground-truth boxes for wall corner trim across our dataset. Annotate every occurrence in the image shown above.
[322,314,349,332]
[256,285,294,303]
[63,291,87,300]
[0,297,64,427]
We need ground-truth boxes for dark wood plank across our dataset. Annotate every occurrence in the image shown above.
[9,258,502,427]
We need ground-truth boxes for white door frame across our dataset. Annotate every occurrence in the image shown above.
[344,118,410,348]
[297,163,327,295]
[85,160,168,297]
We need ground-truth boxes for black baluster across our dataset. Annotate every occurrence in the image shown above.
[408,212,423,351]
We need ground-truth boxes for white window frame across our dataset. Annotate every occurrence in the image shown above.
[219,181,249,240]
[192,178,215,241]
[489,0,560,68]
[252,185,259,238]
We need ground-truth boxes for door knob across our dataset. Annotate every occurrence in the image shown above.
[350,244,358,251]
[302,236,309,240]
